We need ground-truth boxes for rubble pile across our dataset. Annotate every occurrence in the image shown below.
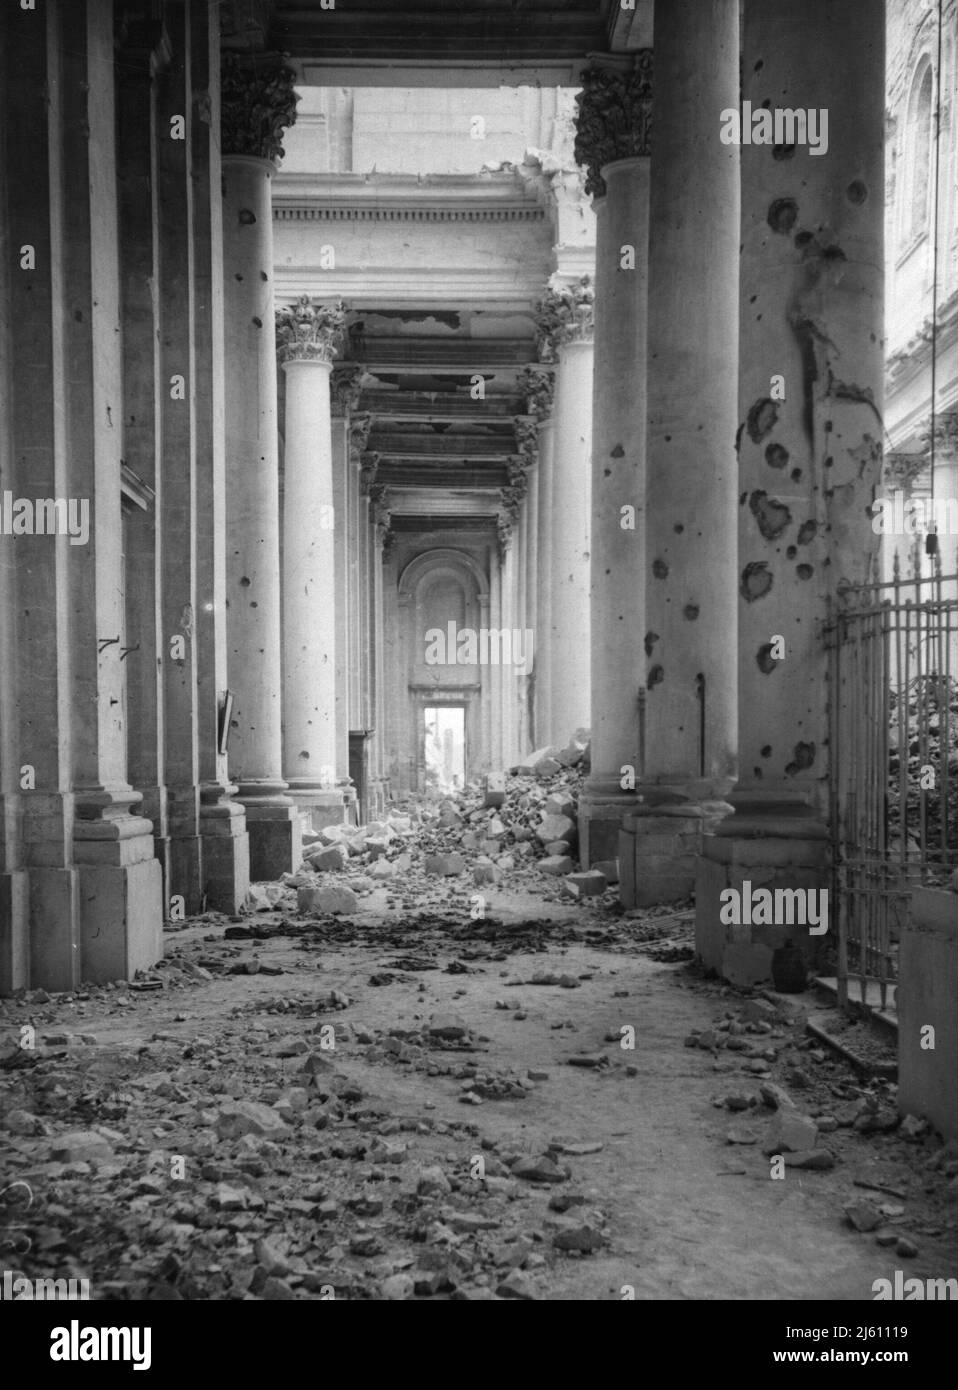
[285,729,615,917]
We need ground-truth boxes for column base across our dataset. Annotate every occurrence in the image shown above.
[340,782,359,827]
[242,805,301,880]
[200,784,250,914]
[78,857,164,984]
[235,781,300,880]
[619,799,732,907]
[169,835,203,916]
[27,867,81,993]
[287,783,348,836]
[72,791,164,985]
[0,869,30,994]
[695,818,829,987]
[367,778,390,822]
[577,782,640,870]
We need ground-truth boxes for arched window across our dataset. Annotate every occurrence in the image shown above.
[903,61,935,245]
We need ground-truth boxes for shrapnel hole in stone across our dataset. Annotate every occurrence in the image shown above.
[767,197,798,234]
[756,642,778,674]
[784,741,816,777]
[746,397,778,443]
[749,490,792,540]
[740,561,774,602]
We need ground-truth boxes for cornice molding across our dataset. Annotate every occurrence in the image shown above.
[274,205,547,224]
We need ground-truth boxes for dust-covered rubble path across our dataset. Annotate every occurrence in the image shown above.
[2,883,957,1301]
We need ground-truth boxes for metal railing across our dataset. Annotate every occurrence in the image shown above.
[825,544,958,1011]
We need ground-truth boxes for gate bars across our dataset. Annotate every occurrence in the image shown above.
[825,544,958,1012]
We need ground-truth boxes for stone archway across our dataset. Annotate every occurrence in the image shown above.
[388,548,491,794]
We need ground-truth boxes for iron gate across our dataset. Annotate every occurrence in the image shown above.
[825,545,958,1011]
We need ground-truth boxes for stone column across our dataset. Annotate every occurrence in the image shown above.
[536,279,594,748]
[60,0,162,983]
[519,368,555,750]
[502,516,520,768]
[192,7,250,912]
[500,463,527,767]
[573,55,653,870]
[514,417,538,754]
[331,366,363,819]
[625,0,740,906]
[369,485,392,812]
[698,0,885,984]
[524,452,539,749]
[154,9,202,914]
[221,52,301,879]
[277,296,347,832]
[489,539,505,770]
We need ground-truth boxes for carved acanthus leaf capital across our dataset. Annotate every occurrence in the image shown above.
[515,366,555,422]
[350,413,373,460]
[534,275,595,362]
[504,462,528,496]
[513,417,539,467]
[574,52,653,199]
[920,412,958,460]
[276,297,346,364]
[331,365,364,416]
[499,484,525,516]
[359,451,380,494]
[221,50,298,161]
[884,452,926,489]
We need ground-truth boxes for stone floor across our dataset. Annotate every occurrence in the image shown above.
[2,871,957,1302]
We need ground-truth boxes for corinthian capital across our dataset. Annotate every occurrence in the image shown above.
[221,50,298,161]
[921,412,958,460]
[349,413,373,460]
[534,275,595,362]
[515,366,555,422]
[276,297,346,364]
[574,52,653,199]
[883,452,925,489]
[513,417,539,468]
[499,483,525,516]
[331,365,364,416]
[359,451,380,494]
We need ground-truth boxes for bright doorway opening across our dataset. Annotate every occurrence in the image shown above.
[423,706,465,793]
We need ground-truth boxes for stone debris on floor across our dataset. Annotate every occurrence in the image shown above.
[2,760,957,1300]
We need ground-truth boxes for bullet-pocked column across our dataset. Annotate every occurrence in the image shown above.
[573,55,653,871]
[277,297,347,833]
[221,53,301,879]
[632,0,740,906]
[699,0,886,984]
[535,279,594,748]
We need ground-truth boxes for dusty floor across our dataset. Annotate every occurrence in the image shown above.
[2,875,957,1302]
